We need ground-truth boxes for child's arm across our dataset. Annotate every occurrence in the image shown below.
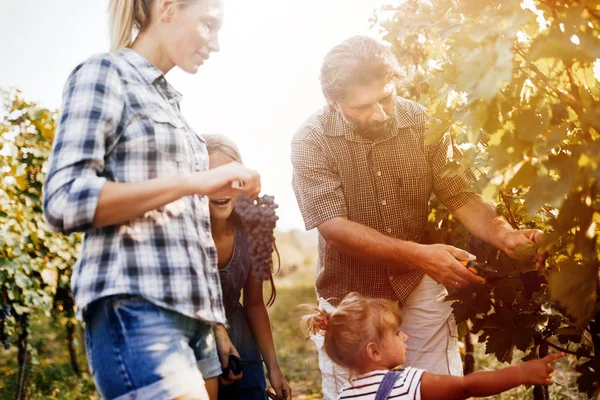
[243,271,292,400]
[420,353,564,400]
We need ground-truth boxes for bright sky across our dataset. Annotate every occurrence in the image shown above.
[0,0,393,231]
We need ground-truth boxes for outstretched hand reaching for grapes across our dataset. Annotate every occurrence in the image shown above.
[520,353,565,385]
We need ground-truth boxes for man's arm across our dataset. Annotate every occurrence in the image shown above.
[318,218,485,288]
[453,195,544,267]
[425,130,544,266]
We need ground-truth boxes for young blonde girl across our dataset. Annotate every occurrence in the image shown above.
[204,134,292,400]
[302,293,564,400]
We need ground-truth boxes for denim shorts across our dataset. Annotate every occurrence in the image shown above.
[83,295,222,400]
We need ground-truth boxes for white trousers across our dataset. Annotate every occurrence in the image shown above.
[312,275,463,400]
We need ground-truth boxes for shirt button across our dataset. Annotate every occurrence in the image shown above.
[386,228,392,233]
[388,276,394,281]
[377,171,382,176]
[381,200,387,206]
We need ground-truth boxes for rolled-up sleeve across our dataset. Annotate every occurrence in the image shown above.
[43,55,124,234]
[291,131,347,231]
[428,132,477,211]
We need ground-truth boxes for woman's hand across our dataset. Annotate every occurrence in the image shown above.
[214,325,243,385]
[188,162,261,199]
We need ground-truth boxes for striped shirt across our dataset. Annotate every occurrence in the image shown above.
[338,368,425,400]
[43,48,225,324]
[291,97,476,304]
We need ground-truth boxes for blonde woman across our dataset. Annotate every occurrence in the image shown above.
[43,1,260,399]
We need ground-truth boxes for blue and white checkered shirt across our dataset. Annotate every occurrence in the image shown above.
[43,48,226,324]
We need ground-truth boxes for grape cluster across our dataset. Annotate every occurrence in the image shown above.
[0,303,11,350]
[235,194,279,281]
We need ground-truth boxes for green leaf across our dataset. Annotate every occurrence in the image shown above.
[525,174,574,214]
[484,328,514,362]
[451,302,475,324]
[506,161,537,189]
[529,27,597,62]
[12,303,30,315]
[481,183,498,202]
[494,278,523,303]
[15,272,32,289]
[549,258,598,326]
[514,109,545,143]
[425,117,452,146]
[514,243,539,261]
[534,125,566,156]
[512,327,534,352]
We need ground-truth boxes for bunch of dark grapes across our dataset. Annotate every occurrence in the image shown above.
[235,194,279,281]
[0,303,11,350]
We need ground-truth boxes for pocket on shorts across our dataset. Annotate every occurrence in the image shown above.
[111,296,167,334]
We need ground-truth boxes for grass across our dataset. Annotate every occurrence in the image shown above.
[0,315,98,400]
[0,269,323,399]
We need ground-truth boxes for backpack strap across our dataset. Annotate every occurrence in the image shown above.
[374,370,402,400]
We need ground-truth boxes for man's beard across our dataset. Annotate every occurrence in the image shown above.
[340,112,391,139]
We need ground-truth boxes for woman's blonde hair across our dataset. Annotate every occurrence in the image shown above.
[202,134,279,307]
[108,0,193,52]
[301,293,402,371]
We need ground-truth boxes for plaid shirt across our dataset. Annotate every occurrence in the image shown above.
[43,49,225,324]
[291,97,475,304]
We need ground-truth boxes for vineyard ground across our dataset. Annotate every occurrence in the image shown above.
[0,248,585,399]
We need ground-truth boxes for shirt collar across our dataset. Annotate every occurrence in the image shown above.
[119,48,184,103]
[119,48,164,85]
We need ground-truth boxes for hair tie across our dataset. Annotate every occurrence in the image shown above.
[318,315,329,331]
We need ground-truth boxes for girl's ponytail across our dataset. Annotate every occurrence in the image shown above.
[300,307,330,336]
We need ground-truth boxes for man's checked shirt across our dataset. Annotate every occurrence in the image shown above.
[291,97,476,305]
[43,49,225,323]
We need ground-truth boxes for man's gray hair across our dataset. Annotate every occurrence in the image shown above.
[320,35,403,103]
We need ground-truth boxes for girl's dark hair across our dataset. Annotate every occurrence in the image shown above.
[203,134,278,306]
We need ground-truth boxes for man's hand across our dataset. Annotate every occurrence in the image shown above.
[413,244,486,289]
[501,229,546,269]
[214,325,243,385]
